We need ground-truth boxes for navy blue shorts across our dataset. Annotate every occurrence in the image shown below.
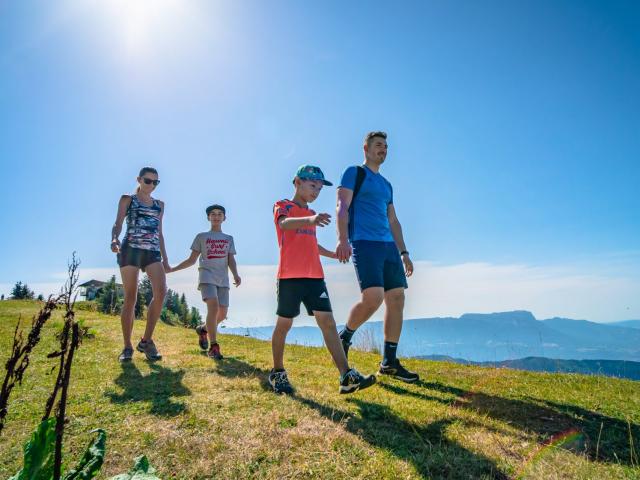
[352,240,408,292]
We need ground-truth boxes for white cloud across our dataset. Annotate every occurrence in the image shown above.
[1,261,638,326]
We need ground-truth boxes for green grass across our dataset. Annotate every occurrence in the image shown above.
[1,300,639,479]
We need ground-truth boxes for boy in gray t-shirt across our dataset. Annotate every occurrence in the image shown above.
[169,204,241,359]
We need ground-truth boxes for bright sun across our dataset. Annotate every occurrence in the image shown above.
[99,0,192,59]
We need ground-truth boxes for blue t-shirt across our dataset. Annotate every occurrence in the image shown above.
[339,165,394,242]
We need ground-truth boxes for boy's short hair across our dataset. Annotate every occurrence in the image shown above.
[363,131,387,147]
[206,204,226,217]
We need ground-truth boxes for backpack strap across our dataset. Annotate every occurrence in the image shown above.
[351,165,366,202]
[347,166,366,240]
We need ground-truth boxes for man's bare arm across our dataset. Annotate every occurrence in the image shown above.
[335,188,353,262]
[388,203,413,277]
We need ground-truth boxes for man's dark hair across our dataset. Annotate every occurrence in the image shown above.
[363,131,387,147]
[206,204,226,217]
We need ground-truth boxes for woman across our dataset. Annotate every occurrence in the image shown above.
[111,167,169,362]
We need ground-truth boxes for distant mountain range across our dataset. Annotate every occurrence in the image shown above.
[223,310,640,364]
[416,355,640,381]
[607,319,640,329]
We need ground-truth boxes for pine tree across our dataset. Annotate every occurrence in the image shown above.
[139,275,153,306]
[134,287,145,319]
[11,281,35,300]
[189,307,202,328]
[97,275,122,315]
[179,293,189,327]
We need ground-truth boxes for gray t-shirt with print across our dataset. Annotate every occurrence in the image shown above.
[190,231,236,288]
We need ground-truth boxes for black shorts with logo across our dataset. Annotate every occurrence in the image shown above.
[276,278,332,318]
[117,242,162,272]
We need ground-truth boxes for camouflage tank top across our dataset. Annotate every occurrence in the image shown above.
[124,194,161,251]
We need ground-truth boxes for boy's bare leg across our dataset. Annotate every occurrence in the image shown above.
[143,262,167,341]
[119,266,140,348]
[314,311,349,376]
[272,316,293,370]
[345,287,385,331]
[216,306,228,326]
[383,287,405,343]
[205,298,219,344]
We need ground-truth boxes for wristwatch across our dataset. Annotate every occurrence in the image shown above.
[400,250,409,256]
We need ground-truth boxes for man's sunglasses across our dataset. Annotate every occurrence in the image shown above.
[141,178,160,186]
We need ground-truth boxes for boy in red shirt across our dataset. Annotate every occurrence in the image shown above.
[269,165,376,394]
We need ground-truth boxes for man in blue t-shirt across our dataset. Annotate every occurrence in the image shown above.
[336,131,419,383]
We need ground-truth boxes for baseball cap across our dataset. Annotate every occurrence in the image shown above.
[206,204,226,216]
[294,165,333,186]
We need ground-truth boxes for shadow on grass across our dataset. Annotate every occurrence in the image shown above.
[212,357,508,478]
[213,356,273,392]
[377,380,640,467]
[296,394,509,479]
[105,362,191,417]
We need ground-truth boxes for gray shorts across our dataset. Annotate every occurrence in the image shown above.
[199,284,230,306]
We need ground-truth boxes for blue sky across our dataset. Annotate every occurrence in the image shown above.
[1,1,639,323]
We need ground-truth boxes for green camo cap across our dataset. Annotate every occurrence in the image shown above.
[295,164,333,186]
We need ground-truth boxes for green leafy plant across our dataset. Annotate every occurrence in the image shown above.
[9,420,106,480]
[108,455,161,480]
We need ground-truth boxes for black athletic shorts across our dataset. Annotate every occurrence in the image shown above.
[117,242,162,272]
[276,278,332,318]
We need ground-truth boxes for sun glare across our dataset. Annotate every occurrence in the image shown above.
[99,0,193,59]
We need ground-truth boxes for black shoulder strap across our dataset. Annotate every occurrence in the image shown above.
[351,165,366,202]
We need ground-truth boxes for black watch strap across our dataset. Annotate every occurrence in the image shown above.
[400,250,409,256]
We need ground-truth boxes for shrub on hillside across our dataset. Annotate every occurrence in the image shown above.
[11,281,35,300]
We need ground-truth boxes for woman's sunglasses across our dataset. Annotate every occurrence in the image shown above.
[141,178,160,186]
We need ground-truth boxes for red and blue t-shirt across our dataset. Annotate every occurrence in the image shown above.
[273,199,324,279]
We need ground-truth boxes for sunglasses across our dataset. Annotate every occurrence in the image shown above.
[141,178,160,186]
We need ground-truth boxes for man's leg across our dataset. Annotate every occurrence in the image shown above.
[272,316,293,371]
[382,287,405,365]
[345,287,384,331]
[314,311,349,375]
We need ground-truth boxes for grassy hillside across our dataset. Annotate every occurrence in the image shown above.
[1,300,639,479]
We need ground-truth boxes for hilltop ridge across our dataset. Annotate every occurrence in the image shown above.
[0,301,639,479]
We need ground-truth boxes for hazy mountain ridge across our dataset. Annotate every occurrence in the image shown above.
[415,355,640,381]
[224,310,640,364]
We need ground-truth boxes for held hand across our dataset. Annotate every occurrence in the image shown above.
[311,213,331,227]
[233,275,242,287]
[163,262,172,274]
[111,239,120,253]
[336,240,352,263]
[402,254,414,277]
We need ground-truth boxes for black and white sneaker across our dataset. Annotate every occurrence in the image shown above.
[378,359,419,383]
[339,368,376,394]
[268,369,294,395]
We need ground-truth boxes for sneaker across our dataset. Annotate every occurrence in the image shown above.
[207,342,223,360]
[268,369,294,395]
[195,324,209,350]
[339,368,376,394]
[378,359,419,383]
[118,347,134,362]
[136,338,162,361]
[339,333,352,359]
